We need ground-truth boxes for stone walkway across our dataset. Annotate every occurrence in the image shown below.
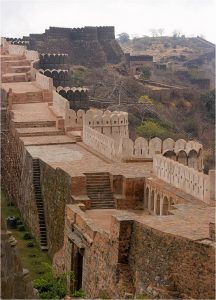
[85,205,215,241]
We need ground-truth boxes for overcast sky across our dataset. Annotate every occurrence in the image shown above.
[1,0,215,42]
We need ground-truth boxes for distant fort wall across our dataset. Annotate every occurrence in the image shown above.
[24,26,124,67]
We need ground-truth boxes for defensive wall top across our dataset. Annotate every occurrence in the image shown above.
[24,26,115,41]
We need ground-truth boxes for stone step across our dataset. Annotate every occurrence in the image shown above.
[14,120,56,128]
[91,200,114,204]
[86,179,110,182]
[12,92,44,104]
[8,65,31,73]
[87,186,111,190]
[17,126,64,137]
[2,72,27,83]
[0,55,25,61]
[40,246,48,251]
[2,59,31,67]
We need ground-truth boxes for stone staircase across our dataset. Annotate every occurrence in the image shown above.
[85,172,115,209]
[32,158,48,251]
[17,126,65,137]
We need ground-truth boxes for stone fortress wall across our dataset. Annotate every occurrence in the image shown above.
[22,26,124,67]
[1,39,215,300]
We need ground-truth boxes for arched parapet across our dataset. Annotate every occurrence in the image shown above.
[177,149,188,166]
[149,137,162,158]
[174,139,186,153]
[134,137,148,158]
[110,113,120,138]
[93,114,103,133]
[102,114,111,136]
[163,138,175,153]
[77,109,85,126]
[84,110,94,127]
[65,109,77,127]
[104,110,111,116]
[44,69,52,78]
[66,89,74,101]
[122,138,134,159]
[58,86,67,98]
[188,149,199,171]
[198,149,203,171]
[163,150,177,161]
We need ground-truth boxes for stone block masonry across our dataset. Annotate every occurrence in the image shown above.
[129,221,215,299]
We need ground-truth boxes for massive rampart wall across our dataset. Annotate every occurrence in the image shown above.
[129,221,215,299]
[24,26,124,66]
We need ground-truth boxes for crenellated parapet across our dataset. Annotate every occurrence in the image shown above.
[56,86,89,105]
[39,53,69,69]
[153,154,215,204]
[83,109,129,139]
[121,137,203,170]
[39,69,69,87]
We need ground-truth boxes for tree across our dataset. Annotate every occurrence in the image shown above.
[140,66,151,79]
[200,89,215,120]
[158,28,165,36]
[117,32,130,43]
[136,120,169,139]
[149,28,158,37]
[172,29,182,38]
[139,95,154,104]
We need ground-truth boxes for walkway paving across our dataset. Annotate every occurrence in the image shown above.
[2,81,41,93]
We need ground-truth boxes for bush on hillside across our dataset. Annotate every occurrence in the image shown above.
[18,224,25,231]
[23,232,33,240]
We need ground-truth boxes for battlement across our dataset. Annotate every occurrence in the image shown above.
[39,53,69,68]
[125,53,153,62]
[57,86,88,98]
[39,69,69,87]
[25,26,116,42]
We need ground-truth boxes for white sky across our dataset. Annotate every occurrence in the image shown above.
[0,0,215,43]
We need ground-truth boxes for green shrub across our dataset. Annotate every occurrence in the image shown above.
[136,120,169,139]
[18,224,25,231]
[23,232,33,240]
[33,269,74,299]
[26,241,34,247]
[72,289,86,298]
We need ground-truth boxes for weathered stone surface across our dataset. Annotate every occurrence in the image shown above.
[129,221,215,299]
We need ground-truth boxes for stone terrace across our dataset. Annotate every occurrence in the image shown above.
[1,51,214,240]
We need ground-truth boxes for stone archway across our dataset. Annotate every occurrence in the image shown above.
[162,196,169,215]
